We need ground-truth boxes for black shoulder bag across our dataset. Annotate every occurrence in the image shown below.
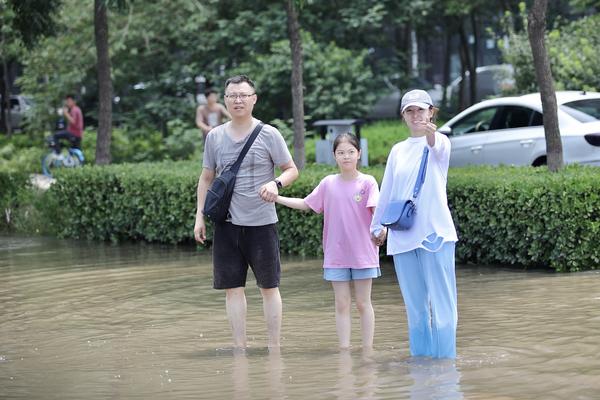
[203,122,264,223]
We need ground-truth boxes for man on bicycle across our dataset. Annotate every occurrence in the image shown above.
[50,94,83,153]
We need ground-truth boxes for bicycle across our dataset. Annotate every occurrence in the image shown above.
[41,135,85,177]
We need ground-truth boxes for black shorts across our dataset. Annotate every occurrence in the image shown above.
[212,222,281,289]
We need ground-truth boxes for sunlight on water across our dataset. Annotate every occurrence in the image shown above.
[1,236,599,399]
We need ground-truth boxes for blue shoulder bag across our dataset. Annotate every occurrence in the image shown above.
[381,146,429,231]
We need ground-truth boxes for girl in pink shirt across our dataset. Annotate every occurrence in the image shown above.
[276,133,381,349]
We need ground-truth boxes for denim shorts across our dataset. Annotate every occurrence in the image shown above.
[323,267,381,282]
[212,222,280,289]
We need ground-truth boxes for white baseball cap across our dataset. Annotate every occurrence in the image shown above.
[400,89,433,113]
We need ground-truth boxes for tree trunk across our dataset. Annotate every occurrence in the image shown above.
[441,26,451,109]
[458,21,476,107]
[403,24,412,76]
[0,30,13,136]
[94,0,112,165]
[527,0,563,172]
[286,0,305,170]
[0,60,13,136]
[458,34,468,112]
[470,12,478,104]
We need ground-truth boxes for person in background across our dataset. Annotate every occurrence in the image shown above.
[371,89,459,359]
[51,94,83,153]
[196,87,231,141]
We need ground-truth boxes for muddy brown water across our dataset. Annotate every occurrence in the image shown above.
[1,236,599,399]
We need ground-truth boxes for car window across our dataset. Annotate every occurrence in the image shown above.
[498,106,535,129]
[10,98,20,112]
[560,99,600,122]
[449,107,498,136]
[531,111,543,126]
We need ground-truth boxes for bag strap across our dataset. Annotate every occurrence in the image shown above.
[230,122,264,174]
[412,146,429,199]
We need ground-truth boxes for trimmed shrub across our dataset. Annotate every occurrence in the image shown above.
[45,161,200,243]
[448,165,600,272]
[3,162,600,272]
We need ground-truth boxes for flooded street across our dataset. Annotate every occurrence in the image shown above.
[1,236,599,399]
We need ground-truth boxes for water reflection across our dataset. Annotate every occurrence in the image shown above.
[1,236,600,399]
[229,349,286,400]
[333,349,379,400]
[406,358,462,400]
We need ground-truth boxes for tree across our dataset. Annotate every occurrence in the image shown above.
[94,0,113,165]
[286,0,305,170]
[528,0,563,172]
[0,0,60,135]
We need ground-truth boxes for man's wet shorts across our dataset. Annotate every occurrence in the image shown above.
[212,222,281,289]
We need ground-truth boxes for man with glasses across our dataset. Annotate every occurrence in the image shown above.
[194,75,299,350]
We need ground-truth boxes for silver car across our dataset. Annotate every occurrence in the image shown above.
[438,91,600,167]
[0,94,33,131]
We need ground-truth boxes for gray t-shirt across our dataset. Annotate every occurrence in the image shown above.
[203,119,292,226]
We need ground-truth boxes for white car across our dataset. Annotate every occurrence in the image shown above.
[0,94,33,131]
[438,91,600,167]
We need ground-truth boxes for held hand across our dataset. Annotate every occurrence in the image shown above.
[372,228,387,246]
[194,215,207,244]
[259,181,279,202]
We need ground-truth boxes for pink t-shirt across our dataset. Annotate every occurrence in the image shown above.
[67,105,84,138]
[304,173,380,269]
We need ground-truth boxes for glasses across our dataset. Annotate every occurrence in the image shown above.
[224,93,255,100]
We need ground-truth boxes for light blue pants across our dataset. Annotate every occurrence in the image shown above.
[393,240,457,359]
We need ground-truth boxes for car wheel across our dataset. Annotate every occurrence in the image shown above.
[532,156,547,167]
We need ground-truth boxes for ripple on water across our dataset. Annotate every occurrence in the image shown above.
[2,238,600,399]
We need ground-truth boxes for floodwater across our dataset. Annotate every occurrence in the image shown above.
[1,236,599,400]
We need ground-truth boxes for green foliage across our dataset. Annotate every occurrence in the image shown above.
[0,169,50,233]
[361,121,411,165]
[448,165,600,272]
[500,6,600,93]
[0,170,28,231]
[16,0,95,133]
[4,154,600,272]
[163,119,203,161]
[6,0,61,48]
[44,161,201,242]
[16,0,385,146]
[0,123,204,175]
[0,134,46,174]
[234,32,376,122]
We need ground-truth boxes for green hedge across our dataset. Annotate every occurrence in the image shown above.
[45,162,200,243]
[448,165,600,272]
[2,162,599,272]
